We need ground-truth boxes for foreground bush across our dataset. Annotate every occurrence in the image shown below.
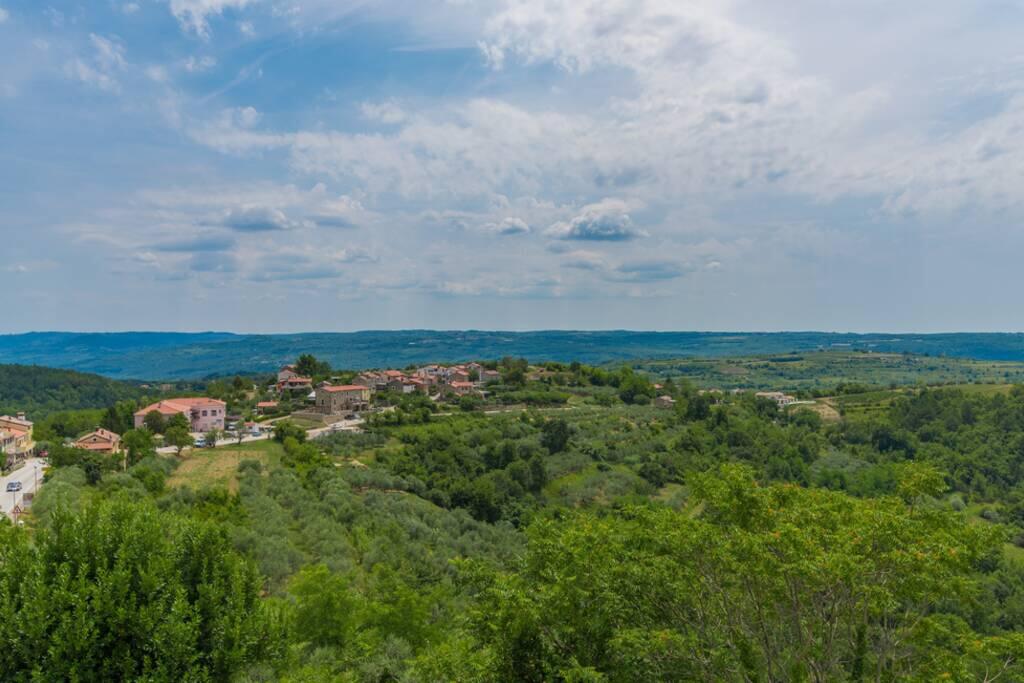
[0,497,281,681]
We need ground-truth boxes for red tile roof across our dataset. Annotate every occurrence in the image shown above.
[320,385,370,393]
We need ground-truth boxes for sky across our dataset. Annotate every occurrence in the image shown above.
[2,0,1024,334]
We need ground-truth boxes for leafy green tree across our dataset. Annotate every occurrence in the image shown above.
[121,428,156,469]
[164,425,194,456]
[0,498,280,680]
[143,409,167,434]
[289,564,361,649]
[166,412,190,432]
[204,428,221,448]
[617,368,654,405]
[295,354,331,379]
[457,464,1011,681]
[274,420,308,444]
[101,400,137,434]
[540,418,571,454]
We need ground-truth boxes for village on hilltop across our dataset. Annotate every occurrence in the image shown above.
[1,355,809,521]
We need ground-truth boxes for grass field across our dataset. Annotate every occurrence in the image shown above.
[167,440,284,492]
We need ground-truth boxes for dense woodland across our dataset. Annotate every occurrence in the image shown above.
[9,360,1024,680]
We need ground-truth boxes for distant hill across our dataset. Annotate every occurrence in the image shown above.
[4,330,1024,380]
[0,364,155,419]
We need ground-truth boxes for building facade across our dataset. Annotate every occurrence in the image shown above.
[315,385,372,415]
[133,398,227,432]
[74,428,121,454]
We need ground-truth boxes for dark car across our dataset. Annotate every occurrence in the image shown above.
[6,481,23,493]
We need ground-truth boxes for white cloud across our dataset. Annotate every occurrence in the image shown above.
[0,7,9,23]
[146,65,169,82]
[122,3,140,15]
[168,0,254,38]
[65,34,128,93]
[484,216,530,235]
[360,100,407,124]
[183,55,217,72]
[219,206,304,232]
[547,199,646,241]
[65,60,121,93]
[89,34,127,71]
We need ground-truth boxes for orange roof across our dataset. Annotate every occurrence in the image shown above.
[75,428,121,448]
[257,401,278,408]
[320,384,370,393]
[450,381,475,388]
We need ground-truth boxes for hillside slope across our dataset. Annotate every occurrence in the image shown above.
[0,364,152,418]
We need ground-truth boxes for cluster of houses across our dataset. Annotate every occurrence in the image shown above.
[356,363,501,397]
[269,362,505,419]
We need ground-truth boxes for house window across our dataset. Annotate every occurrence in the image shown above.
[202,410,208,416]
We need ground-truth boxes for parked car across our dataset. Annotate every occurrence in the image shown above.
[193,437,206,448]
[6,481,23,492]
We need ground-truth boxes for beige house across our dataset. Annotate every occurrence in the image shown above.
[0,414,34,457]
[315,385,372,415]
[74,428,121,454]
[654,395,677,408]
[447,381,477,396]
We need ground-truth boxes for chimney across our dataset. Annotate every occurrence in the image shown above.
[16,412,26,421]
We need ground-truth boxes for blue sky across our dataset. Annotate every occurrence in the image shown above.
[2,0,1024,333]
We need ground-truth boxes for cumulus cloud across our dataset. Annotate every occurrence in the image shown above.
[219,206,304,232]
[484,216,530,235]
[547,199,646,241]
[0,7,9,23]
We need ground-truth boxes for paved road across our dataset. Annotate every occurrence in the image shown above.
[0,458,46,521]
[156,432,271,455]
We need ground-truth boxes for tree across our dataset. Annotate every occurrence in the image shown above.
[617,369,654,405]
[204,428,221,448]
[121,428,156,470]
[456,464,1012,682]
[274,420,308,444]
[143,409,167,434]
[295,354,331,379]
[0,498,280,680]
[540,418,571,454]
[289,564,361,649]
[166,412,190,432]
[101,400,137,435]
[164,425,194,456]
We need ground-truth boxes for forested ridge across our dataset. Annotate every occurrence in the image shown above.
[9,363,1024,680]
[0,364,161,418]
